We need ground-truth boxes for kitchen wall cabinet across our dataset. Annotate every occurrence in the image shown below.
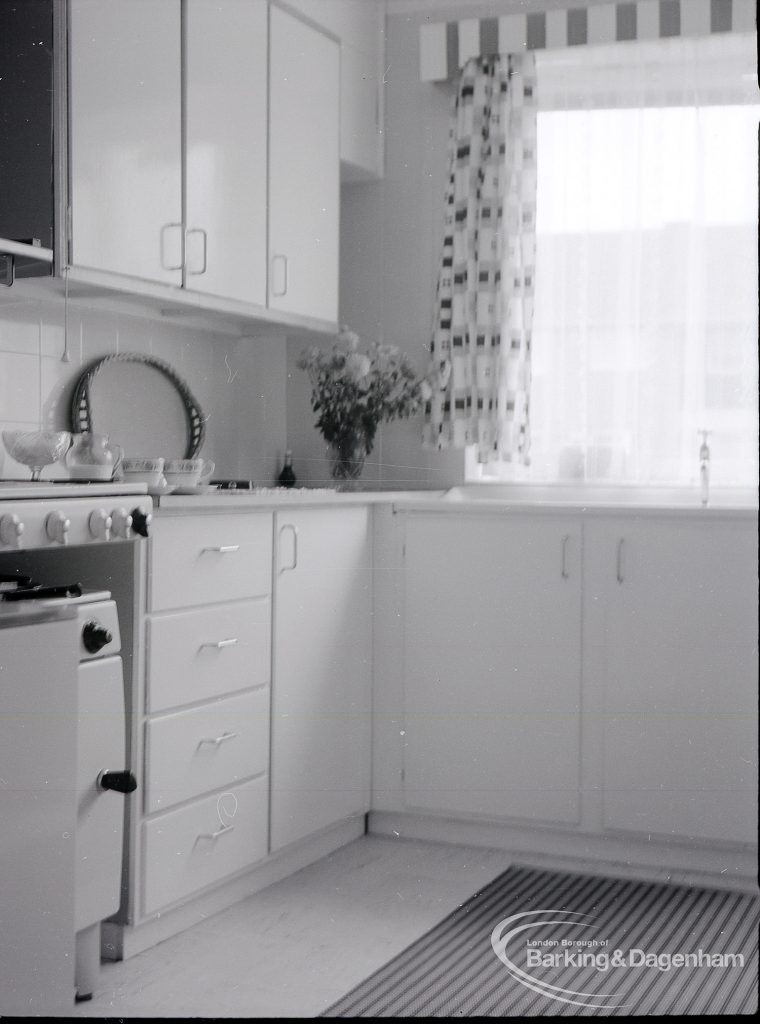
[586,516,759,846]
[402,514,583,825]
[138,511,273,918]
[284,0,386,180]
[69,0,183,285]
[184,0,268,305]
[268,4,340,323]
[68,0,340,328]
[270,506,372,851]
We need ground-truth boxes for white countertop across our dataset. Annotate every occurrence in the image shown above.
[154,484,757,517]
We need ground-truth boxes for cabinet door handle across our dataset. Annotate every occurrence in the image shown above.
[200,638,239,650]
[185,227,208,275]
[195,823,235,843]
[616,538,625,584]
[159,222,185,271]
[201,544,240,554]
[561,534,570,579]
[197,731,238,748]
[278,524,298,574]
[271,253,288,296]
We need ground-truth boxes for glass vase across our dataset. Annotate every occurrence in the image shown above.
[328,438,367,490]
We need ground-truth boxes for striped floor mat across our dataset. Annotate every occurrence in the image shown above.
[322,864,759,1016]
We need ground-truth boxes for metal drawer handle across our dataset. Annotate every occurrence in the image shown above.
[197,731,238,748]
[196,823,235,843]
[561,534,570,579]
[201,544,240,554]
[616,538,625,584]
[200,638,239,650]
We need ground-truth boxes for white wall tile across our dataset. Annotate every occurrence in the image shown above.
[0,312,40,355]
[0,352,41,423]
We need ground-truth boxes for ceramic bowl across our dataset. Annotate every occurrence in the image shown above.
[163,458,214,488]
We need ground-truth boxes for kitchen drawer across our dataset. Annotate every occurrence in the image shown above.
[142,776,268,916]
[150,513,272,611]
[144,688,270,813]
[147,599,270,712]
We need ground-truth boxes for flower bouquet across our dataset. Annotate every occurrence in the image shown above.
[297,326,433,485]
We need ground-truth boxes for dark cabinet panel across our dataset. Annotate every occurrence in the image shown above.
[0,0,55,276]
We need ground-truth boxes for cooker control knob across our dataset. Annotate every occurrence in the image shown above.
[82,620,113,654]
[111,508,133,539]
[98,769,138,794]
[130,506,152,538]
[0,513,24,548]
[45,511,70,545]
[88,508,112,542]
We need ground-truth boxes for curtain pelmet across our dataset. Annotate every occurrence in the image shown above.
[424,53,538,464]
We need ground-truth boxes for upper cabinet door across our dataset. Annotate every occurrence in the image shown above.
[184,0,268,306]
[268,5,340,324]
[69,0,183,285]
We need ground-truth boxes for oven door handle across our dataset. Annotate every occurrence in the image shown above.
[98,769,138,794]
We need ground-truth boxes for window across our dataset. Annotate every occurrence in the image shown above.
[477,34,759,489]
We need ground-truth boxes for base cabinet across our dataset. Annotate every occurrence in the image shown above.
[270,506,372,851]
[587,517,759,845]
[395,509,758,860]
[402,514,583,826]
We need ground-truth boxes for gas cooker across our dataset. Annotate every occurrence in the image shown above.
[0,480,153,550]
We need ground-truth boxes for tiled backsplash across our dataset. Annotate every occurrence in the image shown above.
[0,292,287,485]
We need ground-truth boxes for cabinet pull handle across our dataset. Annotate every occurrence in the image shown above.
[200,638,239,650]
[196,823,235,843]
[201,544,240,554]
[272,253,288,296]
[616,538,625,584]
[278,524,298,573]
[197,731,238,748]
[185,227,208,275]
[561,534,570,579]
[159,222,185,271]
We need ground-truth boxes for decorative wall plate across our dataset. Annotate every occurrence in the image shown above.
[70,353,206,460]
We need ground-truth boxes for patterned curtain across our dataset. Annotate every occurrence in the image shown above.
[424,53,537,464]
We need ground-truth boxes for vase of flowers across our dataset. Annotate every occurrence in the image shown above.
[297,326,432,488]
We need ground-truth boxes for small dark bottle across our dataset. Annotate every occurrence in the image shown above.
[278,450,297,488]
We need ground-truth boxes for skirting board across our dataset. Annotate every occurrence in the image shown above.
[368,811,758,894]
[102,815,365,961]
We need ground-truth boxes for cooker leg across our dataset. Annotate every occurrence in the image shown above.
[74,923,99,1002]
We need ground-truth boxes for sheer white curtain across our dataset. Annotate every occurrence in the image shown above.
[482,32,759,488]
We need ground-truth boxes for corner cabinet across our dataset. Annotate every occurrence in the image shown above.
[270,506,372,852]
[68,0,339,328]
[586,516,759,845]
[402,513,583,826]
